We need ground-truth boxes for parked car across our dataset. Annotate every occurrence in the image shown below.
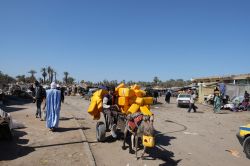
[176,94,191,107]
[237,124,250,159]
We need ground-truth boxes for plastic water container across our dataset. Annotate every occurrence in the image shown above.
[128,104,140,114]
[143,135,155,147]
[140,105,153,116]
[135,97,144,105]
[143,97,153,105]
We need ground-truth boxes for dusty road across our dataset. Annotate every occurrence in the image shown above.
[1,96,250,166]
[0,97,92,166]
[65,96,250,166]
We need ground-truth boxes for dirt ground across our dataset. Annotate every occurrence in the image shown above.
[0,97,91,166]
[66,96,250,166]
[1,96,250,166]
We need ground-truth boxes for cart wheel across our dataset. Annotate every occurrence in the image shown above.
[96,121,106,142]
[243,136,250,159]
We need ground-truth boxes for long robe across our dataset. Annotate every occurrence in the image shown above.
[46,89,61,128]
[213,96,221,113]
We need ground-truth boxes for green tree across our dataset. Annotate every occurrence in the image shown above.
[41,67,47,83]
[0,71,16,84]
[47,66,54,83]
[153,76,160,85]
[28,70,37,83]
[67,76,75,84]
[16,75,26,82]
[54,71,57,83]
[63,72,69,84]
[50,68,54,83]
[28,70,36,78]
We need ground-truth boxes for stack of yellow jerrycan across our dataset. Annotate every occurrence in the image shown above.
[87,83,154,120]
[87,89,108,120]
[116,83,153,116]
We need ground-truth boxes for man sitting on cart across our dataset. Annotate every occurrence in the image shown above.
[102,87,119,138]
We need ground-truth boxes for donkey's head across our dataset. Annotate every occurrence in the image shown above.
[141,114,154,136]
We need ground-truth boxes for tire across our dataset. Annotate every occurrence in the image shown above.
[243,136,250,159]
[96,121,106,142]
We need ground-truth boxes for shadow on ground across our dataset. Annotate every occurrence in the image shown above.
[59,117,74,121]
[31,141,85,149]
[0,96,32,113]
[5,96,33,106]
[144,130,181,166]
[55,127,90,132]
[120,128,181,165]
[1,106,27,113]
[0,129,34,161]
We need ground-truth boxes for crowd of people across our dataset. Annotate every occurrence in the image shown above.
[213,83,250,113]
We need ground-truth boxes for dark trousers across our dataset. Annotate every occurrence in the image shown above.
[61,95,64,103]
[188,103,196,112]
[36,100,42,118]
[103,108,117,130]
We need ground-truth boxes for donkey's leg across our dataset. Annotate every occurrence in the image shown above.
[135,134,139,159]
[131,134,135,149]
[122,127,128,150]
[129,134,135,154]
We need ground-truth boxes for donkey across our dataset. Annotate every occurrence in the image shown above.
[122,112,154,159]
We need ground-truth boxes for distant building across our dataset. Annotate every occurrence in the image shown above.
[191,73,250,103]
[191,73,250,85]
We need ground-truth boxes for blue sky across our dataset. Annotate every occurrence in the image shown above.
[0,0,249,82]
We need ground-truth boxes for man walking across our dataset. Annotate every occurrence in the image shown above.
[44,82,61,131]
[34,81,45,119]
[165,90,171,104]
[188,92,197,113]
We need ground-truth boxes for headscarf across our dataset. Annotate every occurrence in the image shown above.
[51,82,57,89]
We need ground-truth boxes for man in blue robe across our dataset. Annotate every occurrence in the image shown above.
[44,82,61,131]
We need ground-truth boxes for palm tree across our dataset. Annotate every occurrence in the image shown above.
[28,70,37,78]
[54,71,57,83]
[153,76,160,85]
[47,66,52,83]
[47,66,55,83]
[16,75,26,83]
[41,67,47,83]
[67,76,75,85]
[63,72,69,84]
[50,68,54,83]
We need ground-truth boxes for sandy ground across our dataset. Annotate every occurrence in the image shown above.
[0,97,91,166]
[65,96,250,166]
[1,96,250,166]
